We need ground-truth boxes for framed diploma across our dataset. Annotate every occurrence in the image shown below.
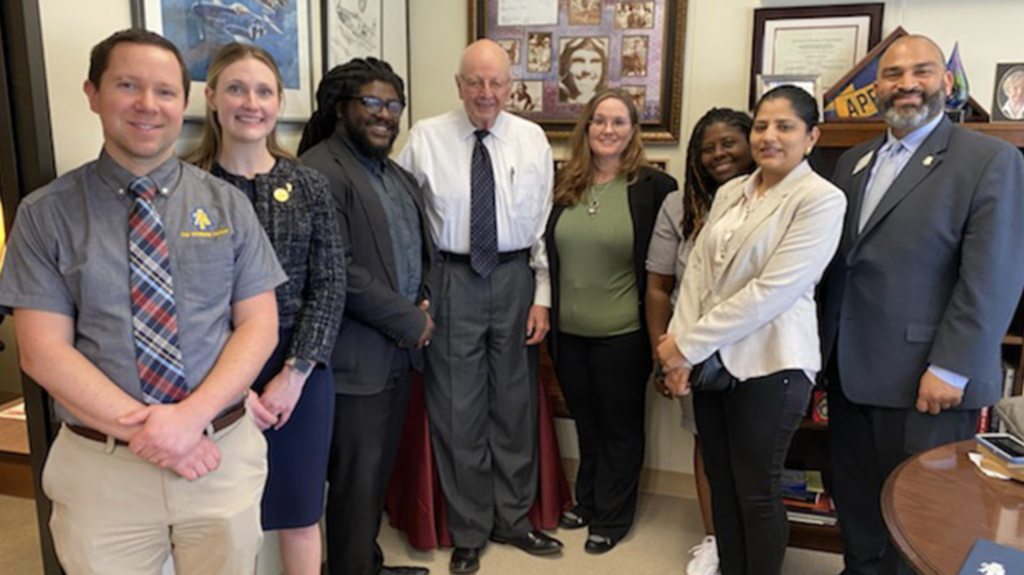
[471,0,688,142]
[750,4,883,110]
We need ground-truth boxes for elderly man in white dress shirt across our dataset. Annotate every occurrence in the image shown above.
[397,39,559,575]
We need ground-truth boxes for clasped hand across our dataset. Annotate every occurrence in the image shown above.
[118,403,220,481]
[655,333,692,397]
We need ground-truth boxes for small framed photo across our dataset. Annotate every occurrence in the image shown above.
[992,63,1024,122]
[614,2,654,30]
[756,74,823,120]
[569,0,602,26]
[506,80,544,113]
[526,32,553,73]
[497,38,521,66]
[621,36,648,77]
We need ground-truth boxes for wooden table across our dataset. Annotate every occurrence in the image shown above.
[882,439,1024,574]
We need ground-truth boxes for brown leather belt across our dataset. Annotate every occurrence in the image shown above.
[66,402,246,446]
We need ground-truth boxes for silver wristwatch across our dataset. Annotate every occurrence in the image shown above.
[285,357,315,376]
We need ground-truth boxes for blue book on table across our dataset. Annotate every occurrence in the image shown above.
[958,539,1024,574]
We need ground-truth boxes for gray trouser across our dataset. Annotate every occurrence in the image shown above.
[424,253,538,548]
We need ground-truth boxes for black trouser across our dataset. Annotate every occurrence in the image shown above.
[828,362,978,575]
[554,330,650,541]
[694,370,812,575]
[326,353,412,575]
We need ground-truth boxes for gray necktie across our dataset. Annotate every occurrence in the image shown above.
[858,142,905,233]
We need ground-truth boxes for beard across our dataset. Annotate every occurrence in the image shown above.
[342,113,398,161]
[878,85,945,132]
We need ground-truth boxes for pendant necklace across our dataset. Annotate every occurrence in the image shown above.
[587,179,614,216]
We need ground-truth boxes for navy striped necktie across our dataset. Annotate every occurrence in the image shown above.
[128,176,189,404]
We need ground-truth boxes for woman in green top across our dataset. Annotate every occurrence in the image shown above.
[543,89,677,553]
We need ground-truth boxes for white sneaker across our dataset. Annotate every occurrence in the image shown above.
[686,536,720,575]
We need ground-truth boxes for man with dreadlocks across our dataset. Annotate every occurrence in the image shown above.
[298,58,434,575]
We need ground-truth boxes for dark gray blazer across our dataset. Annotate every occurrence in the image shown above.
[301,134,435,396]
[820,117,1024,409]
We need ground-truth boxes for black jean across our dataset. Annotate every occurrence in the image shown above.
[694,369,812,575]
[554,330,650,541]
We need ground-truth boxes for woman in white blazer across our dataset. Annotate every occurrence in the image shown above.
[656,86,846,575]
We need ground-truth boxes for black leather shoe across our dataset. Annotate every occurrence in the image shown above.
[381,566,430,575]
[558,509,589,530]
[584,534,617,555]
[490,530,563,555]
[449,547,480,574]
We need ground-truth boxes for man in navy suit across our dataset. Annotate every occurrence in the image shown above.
[821,35,1024,575]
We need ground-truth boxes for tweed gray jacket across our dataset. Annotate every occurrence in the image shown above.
[212,158,346,365]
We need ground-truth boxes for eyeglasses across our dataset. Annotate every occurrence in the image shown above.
[349,96,405,115]
[589,117,632,130]
[459,76,510,93]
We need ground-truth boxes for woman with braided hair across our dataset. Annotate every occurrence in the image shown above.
[644,108,752,574]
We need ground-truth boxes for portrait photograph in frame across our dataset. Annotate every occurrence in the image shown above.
[131,0,313,121]
[471,0,688,142]
[750,3,883,109]
[992,63,1024,122]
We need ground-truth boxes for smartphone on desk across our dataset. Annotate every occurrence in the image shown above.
[976,433,1024,467]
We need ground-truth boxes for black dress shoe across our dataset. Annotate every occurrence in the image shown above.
[449,547,480,574]
[558,509,589,530]
[584,534,617,555]
[490,530,563,555]
[380,566,430,575]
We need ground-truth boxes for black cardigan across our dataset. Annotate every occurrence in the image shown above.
[544,166,678,362]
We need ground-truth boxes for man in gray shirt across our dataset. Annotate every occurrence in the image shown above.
[0,29,285,575]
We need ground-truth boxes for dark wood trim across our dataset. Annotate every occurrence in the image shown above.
[0,1,59,573]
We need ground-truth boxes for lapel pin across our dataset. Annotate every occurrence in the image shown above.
[923,156,934,167]
[274,184,291,203]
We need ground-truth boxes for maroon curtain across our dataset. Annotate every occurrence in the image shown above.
[384,372,573,550]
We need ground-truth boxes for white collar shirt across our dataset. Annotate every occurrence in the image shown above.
[397,109,554,306]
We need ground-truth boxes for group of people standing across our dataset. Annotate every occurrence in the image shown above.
[0,25,1022,575]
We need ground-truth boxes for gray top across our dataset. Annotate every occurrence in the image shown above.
[645,190,693,293]
[0,151,287,424]
[346,138,422,303]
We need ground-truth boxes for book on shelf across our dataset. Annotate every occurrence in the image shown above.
[786,510,838,526]
[782,469,824,493]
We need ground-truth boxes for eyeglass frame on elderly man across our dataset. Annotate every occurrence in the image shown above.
[346,95,406,115]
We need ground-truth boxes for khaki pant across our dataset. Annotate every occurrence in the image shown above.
[43,413,267,575]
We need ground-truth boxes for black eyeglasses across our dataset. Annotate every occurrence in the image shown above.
[348,96,405,115]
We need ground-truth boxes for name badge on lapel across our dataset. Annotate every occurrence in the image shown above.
[853,151,874,175]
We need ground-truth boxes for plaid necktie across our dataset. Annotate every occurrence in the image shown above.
[470,129,499,277]
[128,176,189,404]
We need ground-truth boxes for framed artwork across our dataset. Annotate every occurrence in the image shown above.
[751,3,883,110]
[992,63,1024,123]
[322,0,411,126]
[131,0,313,121]
[756,74,823,120]
[471,0,688,142]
